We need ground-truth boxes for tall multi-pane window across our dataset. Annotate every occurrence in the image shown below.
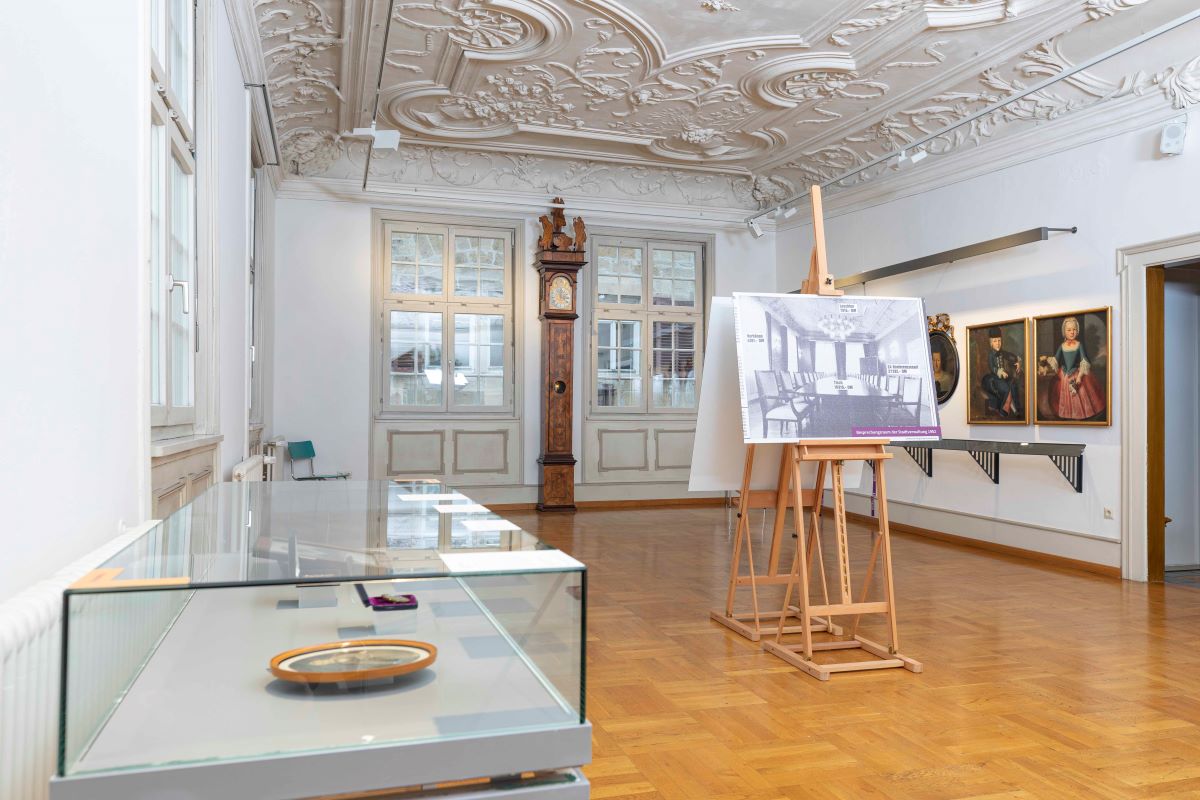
[379,223,514,414]
[592,237,704,413]
[150,0,197,427]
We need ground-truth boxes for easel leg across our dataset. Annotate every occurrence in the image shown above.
[850,526,884,637]
[724,447,755,618]
[832,461,854,606]
[767,447,790,575]
[789,447,814,660]
[876,460,901,653]
[809,461,833,623]
[745,496,761,636]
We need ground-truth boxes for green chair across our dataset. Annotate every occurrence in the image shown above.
[287,440,350,481]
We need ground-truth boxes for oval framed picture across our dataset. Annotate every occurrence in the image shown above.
[270,639,437,684]
[928,330,959,405]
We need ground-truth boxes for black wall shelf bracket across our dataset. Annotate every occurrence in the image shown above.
[902,446,933,477]
[895,439,1084,493]
[968,449,1000,484]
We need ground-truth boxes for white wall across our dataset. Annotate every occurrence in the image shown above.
[0,2,267,601]
[777,117,1200,567]
[0,2,147,602]
[215,1,251,476]
[272,194,775,492]
[1164,280,1200,568]
[273,199,373,479]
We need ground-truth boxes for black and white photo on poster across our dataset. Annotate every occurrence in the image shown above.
[732,293,941,443]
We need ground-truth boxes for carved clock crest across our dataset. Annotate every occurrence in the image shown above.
[536,198,586,512]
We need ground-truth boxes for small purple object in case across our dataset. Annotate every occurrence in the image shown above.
[368,593,418,611]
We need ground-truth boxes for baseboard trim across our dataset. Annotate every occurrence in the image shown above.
[486,497,727,513]
[485,502,538,512]
[844,511,1121,579]
[577,497,726,510]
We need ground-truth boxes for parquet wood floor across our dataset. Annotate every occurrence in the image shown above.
[503,506,1200,800]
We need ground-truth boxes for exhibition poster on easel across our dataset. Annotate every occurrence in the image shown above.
[688,298,864,493]
[731,292,941,444]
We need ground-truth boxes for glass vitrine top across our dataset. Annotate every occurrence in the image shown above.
[72,481,578,593]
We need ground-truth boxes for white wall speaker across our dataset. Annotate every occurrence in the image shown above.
[1160,115,1188,157]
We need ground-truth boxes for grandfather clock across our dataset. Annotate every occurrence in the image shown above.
[535,198,587,512]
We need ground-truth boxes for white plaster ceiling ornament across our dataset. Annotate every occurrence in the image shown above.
[1084,0,1150,20]
[252,0,1200,208]
[701,0,742,11]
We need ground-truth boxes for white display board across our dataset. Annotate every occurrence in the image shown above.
[689,298,863,493]
[732,293,940,443]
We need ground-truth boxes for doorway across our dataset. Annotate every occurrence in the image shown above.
[1147,260,1200,584]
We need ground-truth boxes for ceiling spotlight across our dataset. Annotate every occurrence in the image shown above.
[892,146,928,171]
[782,205,798,219]
[748,218,765,238]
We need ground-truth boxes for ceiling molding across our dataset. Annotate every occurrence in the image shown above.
[248,0,1200,210]
[273,174,766,228]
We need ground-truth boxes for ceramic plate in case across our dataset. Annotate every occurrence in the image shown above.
[269,639,437,684]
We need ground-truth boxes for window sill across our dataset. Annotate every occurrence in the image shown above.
[150,433,224,459]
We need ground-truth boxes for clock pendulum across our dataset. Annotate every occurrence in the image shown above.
[534,198,587,511]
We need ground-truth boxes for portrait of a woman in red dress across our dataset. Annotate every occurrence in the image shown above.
[1034,309,1110,426]
[1048,316,1104,418]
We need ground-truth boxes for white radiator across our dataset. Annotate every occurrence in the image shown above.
[232,453,268,482]
[0,521,158,800]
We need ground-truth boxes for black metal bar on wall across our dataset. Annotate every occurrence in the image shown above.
[832,227,1077,289]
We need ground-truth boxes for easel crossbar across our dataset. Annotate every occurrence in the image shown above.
[807,601,889,616]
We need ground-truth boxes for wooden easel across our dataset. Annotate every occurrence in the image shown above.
[751,184,921,680]
[710,185,847,642]
[710,446,838,641]
[761,441,921,680]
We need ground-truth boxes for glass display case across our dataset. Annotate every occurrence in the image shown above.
[52,481,589,800]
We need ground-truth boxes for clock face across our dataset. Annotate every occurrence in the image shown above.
[548,275,573,310]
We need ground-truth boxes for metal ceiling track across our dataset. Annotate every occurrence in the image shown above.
[832,226,1077,289]
[243,83,281,167]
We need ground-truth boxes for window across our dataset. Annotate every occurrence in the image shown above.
[592,236,704,413]
[150,0,197,427]
[379,222,514,414]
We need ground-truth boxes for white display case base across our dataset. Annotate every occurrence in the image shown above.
[49,725,591,800]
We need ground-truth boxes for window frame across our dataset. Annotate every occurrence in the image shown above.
[149,0,199,430]
[588,233,708,417]
[375,217,517,418]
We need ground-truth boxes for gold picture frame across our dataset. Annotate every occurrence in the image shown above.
[965,318,1030,425]
[269,639,437,684]
[1032,307,1112,426]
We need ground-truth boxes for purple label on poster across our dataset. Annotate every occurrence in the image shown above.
[851,426,942,439]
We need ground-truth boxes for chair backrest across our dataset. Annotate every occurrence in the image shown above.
[755,370,782,401]
[902,376,922,404]
[288,440,316,461]
[779,372,797,393]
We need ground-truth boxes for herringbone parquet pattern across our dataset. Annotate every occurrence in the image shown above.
[504,505,1200,800]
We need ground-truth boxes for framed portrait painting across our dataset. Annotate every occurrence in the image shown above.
[928,330,959,405]
[966,319,1029,424]
[1033,308,1111,426]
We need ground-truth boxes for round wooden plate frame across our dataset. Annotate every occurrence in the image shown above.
[269,639,437,684]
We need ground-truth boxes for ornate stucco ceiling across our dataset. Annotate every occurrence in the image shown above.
[254,0,1200,209]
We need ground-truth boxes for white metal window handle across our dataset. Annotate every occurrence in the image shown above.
[169,276,191,314]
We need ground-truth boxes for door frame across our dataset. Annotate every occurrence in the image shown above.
[1117,233,1200,581]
